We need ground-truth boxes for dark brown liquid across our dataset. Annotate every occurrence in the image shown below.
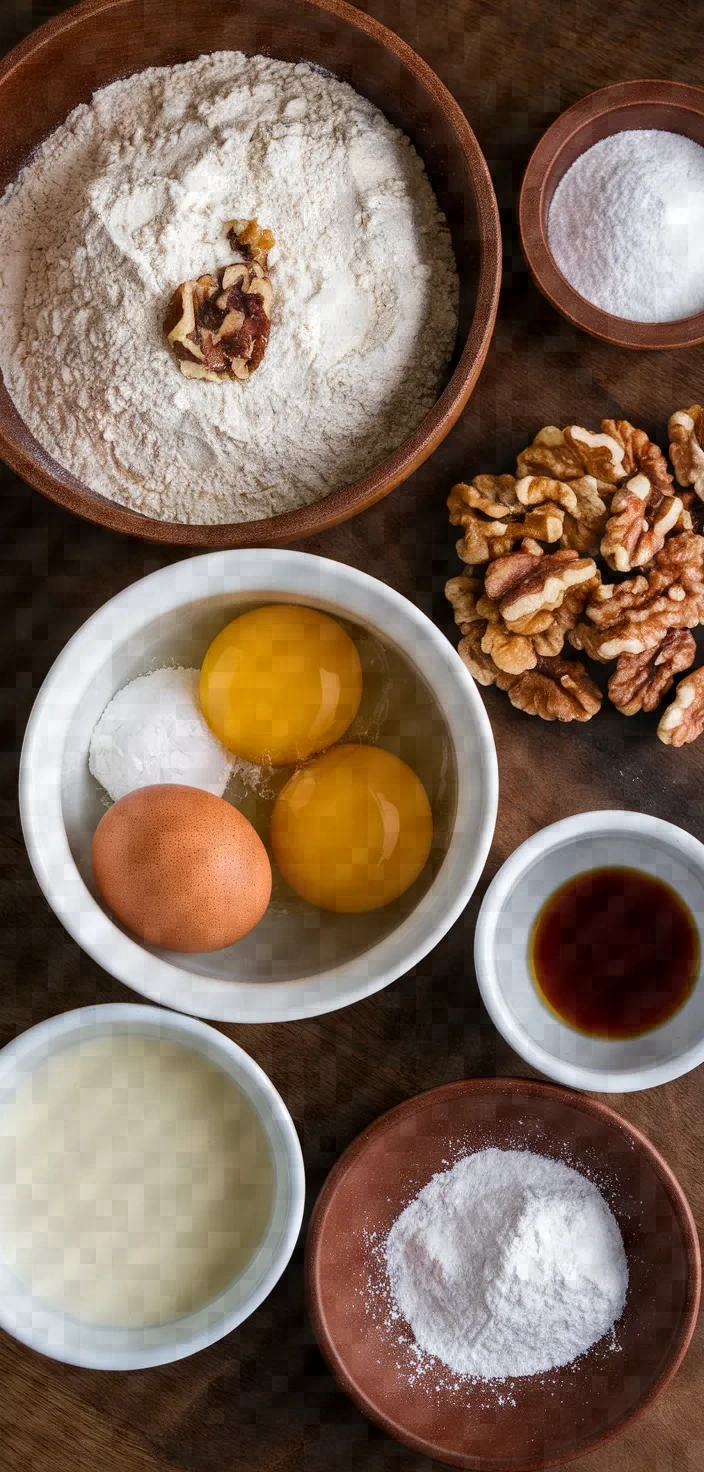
[531,867,699,1039]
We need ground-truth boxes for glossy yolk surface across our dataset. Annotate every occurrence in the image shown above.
[270,744,433,913]
[199,605,363,765]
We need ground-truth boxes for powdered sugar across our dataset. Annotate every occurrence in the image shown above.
[384,1148,628,1380]
[0,52,458,523]
[548,129,704,323]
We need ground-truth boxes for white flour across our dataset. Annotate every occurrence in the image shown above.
[0,52,458,524]
[548,129,704,323]
[385,1148,628,1380]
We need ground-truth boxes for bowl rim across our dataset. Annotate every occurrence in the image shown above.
[0,0,501,547]
[305,1075,702,1471]
[0,1002,306,1370]
[518,78,704,350]
[474,809,704,1092]
[19,548,499,1023]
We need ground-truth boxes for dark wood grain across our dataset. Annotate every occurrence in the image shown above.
[1,1,703,1470]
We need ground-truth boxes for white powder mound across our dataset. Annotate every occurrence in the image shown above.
[89,666,232,801]
[548,129,704,323]
[385,1148,628,1380]
[0,52,458,524]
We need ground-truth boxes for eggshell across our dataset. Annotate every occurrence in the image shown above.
[92,783,272,953]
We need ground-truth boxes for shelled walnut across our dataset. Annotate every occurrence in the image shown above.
[600,474,684,573]
[600,418,673,494]
[456,623,601,722]
[516,423,626,484]
[607,629,696,717]
[451,542,599,676]
[596,422,679,571]
[669,406,704,501]
[165,260,273,382]
[448,477,565,565]
[571,534,704,660]
[658,665,704,745]
[484,545,597,628]
[508,656,602,722]
[559,477,609,555]
[445,574,484,632]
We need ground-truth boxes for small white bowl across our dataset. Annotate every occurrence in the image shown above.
[0,1004,304,1370]
[475,811,704,1093]
[19,550,497,1023]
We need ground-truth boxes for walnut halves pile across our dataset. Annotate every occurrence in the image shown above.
[446,411,704,741]
[165,220,274,382]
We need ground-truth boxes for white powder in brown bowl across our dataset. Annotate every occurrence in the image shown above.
[385,1148,628,1380]
[0,52,458,524]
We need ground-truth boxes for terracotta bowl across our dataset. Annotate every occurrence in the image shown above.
[0,0,500,548]
[306,1078,701,1471]
[519,80,704,350]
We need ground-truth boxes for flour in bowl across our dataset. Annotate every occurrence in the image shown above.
[385,1148,628,1380]
[0,52,458,524]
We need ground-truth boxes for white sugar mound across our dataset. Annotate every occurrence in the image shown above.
[89,666,232,802]
[548,129,704,323]
[385,1147,628,1380]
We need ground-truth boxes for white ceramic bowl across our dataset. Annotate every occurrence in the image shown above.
[0,1003,305,1369]
[19,550,497,1023]
[475,811,704,1093]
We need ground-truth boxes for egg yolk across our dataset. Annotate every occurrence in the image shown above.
[270,744,433,913]
[200,605,363,765]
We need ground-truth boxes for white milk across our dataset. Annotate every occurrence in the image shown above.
[0,1034,274,1327]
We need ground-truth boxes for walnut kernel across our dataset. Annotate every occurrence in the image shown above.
[658,666,704,746]
[507,655,602,722]
[225,218,276,265]
[669,405,704,501]
[608,629,696,716]
[600,473,684,573]
[165,260,272,382]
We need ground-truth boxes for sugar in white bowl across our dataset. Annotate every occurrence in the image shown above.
[89,666,232,801]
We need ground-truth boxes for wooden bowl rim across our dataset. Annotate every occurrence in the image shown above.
[518,79,704,350]
[306,1075,702,1472]
[0,0,501,547]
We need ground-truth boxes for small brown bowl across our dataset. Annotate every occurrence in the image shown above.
[306,1078,701,1471]
[519,80,704,350]
[0,0,500,548]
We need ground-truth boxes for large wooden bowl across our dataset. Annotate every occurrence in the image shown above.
[307,1078,701,1470]
[0,0,500,547]
[519,80,704,350]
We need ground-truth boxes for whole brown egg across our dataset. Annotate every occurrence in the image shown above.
[92,784,272,952]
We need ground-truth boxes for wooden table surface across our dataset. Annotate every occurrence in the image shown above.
[2,0,703,1468]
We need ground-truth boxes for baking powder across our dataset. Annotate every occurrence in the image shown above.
[0,52,458,523]
[385,1147,628,1380]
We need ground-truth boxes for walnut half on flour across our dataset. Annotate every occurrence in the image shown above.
[165,261,273,383]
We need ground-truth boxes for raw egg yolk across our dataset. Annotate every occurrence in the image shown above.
[200,605,363,765]
[270,744,433,912]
